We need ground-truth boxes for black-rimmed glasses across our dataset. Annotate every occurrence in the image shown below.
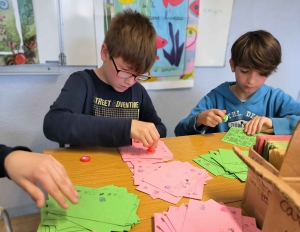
[110,56,151,81]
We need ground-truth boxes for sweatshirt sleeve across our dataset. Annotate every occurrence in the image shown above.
[175,94,214,136]
[270,90,300,135]
[139,88,167,138]
[43,74,132,147]
[0,144,31,178]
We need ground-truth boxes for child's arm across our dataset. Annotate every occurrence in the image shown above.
[245,89,300,135]
[44,73,133,147]
[130,120,160,149]
[138,88,167,139]
[271,91,300,134]
[1,145,78,208]
[244,116,272,135]
[174,95,217,136]
[196,109,226,128]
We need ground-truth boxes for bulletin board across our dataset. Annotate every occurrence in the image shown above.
[0,0,61,74]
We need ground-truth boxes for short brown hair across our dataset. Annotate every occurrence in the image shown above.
[231,30,281,76]
[104,9,157,74]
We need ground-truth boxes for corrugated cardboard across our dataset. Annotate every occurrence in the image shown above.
[237,147,278,228]
[233,121,300,231]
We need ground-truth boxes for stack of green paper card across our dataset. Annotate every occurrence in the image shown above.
[193,149,249,181]
[222,127,259,148]
[37,185,140,232]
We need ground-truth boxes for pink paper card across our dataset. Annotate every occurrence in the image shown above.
[226,206,243,230]
[154,213,171,232]
[182,199,243,232]
[242,216,261,232]
[118,140,173,161]
[162,212,176,232]
[133,163,166,185]
[143,161,204,197]
[166,203,188,232]
[136,182,181,204]
[125,161,133,168]
[131,160,158,166]
[183,179,205,200]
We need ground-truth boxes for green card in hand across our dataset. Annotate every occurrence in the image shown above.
[222,127,258,148]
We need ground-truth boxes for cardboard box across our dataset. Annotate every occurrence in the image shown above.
[239,148,278,228]
[233,121,300,231]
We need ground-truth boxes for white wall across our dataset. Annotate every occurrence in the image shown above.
[0,0,299,217]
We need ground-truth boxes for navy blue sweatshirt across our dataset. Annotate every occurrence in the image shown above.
[44,70,166,147]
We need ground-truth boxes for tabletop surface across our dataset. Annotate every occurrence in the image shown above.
[44,133,248,231]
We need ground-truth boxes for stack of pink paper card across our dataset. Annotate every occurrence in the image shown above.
[154,199,262,232]
[118,140,174,168]
[135,161,212,204]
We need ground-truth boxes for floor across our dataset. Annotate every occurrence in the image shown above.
[0,213,40,232]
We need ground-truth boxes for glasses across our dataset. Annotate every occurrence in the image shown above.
[110,56,151,81]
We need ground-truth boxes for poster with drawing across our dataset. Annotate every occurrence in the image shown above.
[96,0,199,90]
[0,0,39,66]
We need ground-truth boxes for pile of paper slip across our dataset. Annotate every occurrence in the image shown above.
[118,140,174,168]
[154,199,261,232]
[37,185,140,232]
[193,149,248,181]
[134,161,212,204]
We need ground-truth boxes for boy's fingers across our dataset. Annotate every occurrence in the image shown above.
[35,170,69,209]
[149,140,158,150]
[51,158,78,198]
[249,118,259,135]
[19,179,45,208]
[47,162,79,205]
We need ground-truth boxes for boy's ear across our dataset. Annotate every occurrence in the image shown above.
[229,59,235,72]
[100,44,109,61]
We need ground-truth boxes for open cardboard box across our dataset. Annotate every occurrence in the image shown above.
[233,121,300,231]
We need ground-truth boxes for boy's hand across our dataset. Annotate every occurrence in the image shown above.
[4,151,79,209]
[244,116,273,135]
[196,109,226,127]
[130,120,160,149]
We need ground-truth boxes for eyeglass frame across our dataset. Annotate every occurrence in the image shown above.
[110,56,151,81]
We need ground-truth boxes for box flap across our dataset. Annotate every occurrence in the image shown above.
[233,146,300,213]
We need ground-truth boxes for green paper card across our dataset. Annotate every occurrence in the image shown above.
[222,127,258,148]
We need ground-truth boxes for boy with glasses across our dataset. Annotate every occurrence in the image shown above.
[44,10,166,148]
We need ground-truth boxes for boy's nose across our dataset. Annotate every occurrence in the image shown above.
[248,72,258,83]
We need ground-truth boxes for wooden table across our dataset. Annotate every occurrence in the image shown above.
[44,133,248,231]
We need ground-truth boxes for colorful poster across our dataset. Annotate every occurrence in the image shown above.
[0,0,39,65]
[97,0,199,90]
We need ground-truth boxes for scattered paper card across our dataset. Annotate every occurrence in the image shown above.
[154,199,262,232]
[37,185,140,232]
